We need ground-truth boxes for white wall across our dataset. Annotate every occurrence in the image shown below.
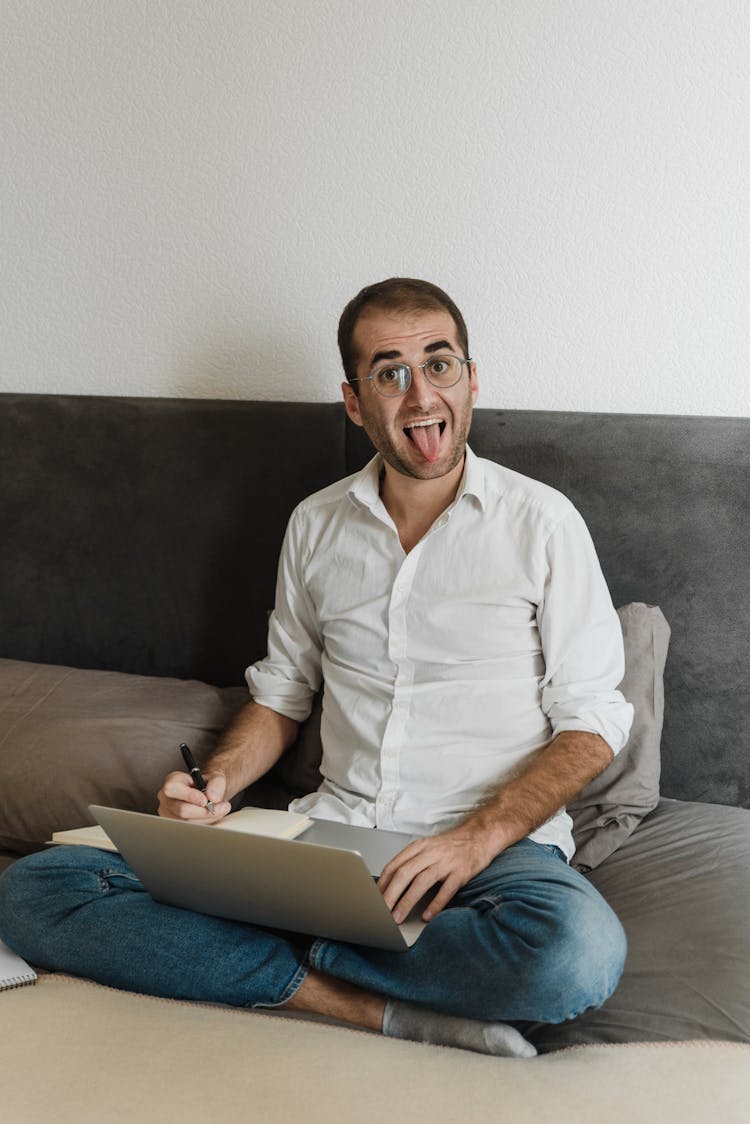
[3,1,749,415]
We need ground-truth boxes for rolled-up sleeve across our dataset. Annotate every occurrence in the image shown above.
[537,507,634,755]
[245,509,322,723]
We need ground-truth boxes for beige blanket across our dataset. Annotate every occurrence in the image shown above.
[2,975,748,1123]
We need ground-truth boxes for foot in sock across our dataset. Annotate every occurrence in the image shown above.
[382,998,537,1058]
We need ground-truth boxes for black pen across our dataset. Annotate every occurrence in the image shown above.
[179,742,216,815]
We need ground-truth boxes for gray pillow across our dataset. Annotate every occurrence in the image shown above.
[529,797,750,1049]
[0,659,247,854]
[569,602,670,871]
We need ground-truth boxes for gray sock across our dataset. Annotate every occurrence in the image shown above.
[382,999,537,1058]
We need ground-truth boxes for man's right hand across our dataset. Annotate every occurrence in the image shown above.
[157,770,232,821]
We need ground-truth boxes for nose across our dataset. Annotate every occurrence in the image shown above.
[403,364,435,407]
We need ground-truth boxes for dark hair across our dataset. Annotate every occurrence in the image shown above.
[338,277,469,388]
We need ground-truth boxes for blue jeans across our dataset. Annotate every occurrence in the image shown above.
[0,838,625,1024]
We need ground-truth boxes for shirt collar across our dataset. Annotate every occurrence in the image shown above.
[346,454,383,511]
[460,445,487,511]
[347,444,487,513]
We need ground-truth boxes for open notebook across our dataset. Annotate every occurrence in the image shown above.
[50,806,313,851]
[0,938,37,992]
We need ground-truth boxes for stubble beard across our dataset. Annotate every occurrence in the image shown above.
[361,388,474,481]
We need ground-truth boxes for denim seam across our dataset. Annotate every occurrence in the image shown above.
[307,937,327,973]
[96,868,142,893]
[249,953,310,1011]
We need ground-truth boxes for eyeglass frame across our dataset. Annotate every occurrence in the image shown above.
[349,353,473,397]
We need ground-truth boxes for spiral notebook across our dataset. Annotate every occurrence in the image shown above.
[0,938,37,991]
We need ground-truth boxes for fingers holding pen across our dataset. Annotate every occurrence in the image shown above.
[157,769,231,821]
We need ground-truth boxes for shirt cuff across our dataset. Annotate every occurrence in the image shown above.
[245,661,315,724]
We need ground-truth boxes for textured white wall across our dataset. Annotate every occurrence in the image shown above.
[3,1,749,414]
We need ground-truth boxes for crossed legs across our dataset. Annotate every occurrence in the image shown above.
[0,839,625,1053]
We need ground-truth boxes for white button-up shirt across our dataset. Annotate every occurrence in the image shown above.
[246,447,633,858]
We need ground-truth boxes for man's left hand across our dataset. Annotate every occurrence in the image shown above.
[377,827,496,923]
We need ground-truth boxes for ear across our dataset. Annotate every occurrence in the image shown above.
[469,361,479,407]
[342,381,365,427]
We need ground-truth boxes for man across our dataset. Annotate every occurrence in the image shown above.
[0,279,632,1058]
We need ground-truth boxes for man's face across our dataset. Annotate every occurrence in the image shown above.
[341,308,478,481]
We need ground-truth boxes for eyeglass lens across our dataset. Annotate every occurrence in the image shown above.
[371,355,464,396]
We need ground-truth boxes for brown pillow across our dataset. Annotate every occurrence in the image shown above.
[0,659,247,854]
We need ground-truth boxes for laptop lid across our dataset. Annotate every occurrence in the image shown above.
[297,818,419,876]
[90,806,426,951]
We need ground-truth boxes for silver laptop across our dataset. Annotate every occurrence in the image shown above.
[90,805,428,951]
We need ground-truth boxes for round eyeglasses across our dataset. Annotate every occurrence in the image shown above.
[350,354,472,397]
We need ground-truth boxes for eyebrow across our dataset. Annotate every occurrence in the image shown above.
[369,339,455,368]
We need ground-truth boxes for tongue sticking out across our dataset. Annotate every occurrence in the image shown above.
[408,422,442,463]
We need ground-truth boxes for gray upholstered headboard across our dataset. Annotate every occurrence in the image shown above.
[1,393,748,808]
